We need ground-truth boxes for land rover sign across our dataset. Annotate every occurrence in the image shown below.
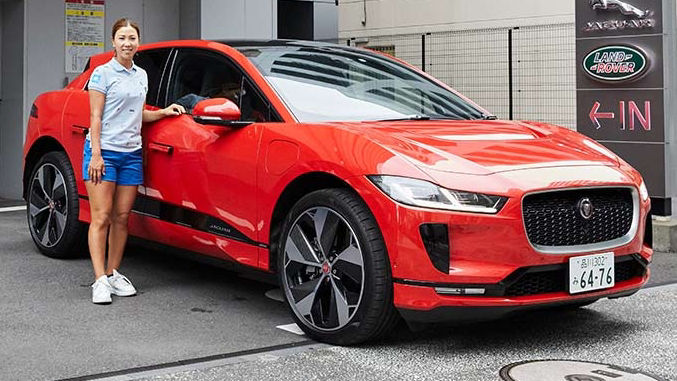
[583,45,648,82]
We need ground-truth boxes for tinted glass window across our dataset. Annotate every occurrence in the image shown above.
[134,48,171,106]
[169,49,277,122]
[240,78,274,122]
[240,45,486,123]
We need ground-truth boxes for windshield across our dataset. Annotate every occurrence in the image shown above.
[238,44,486,123]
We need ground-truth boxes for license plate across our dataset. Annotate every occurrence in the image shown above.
[569,252,614,294]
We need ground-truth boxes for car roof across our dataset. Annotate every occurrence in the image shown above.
[213,39,344,49]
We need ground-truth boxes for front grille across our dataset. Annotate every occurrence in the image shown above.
[523,188,634,248]
[504,255,646,296]
[505,271,561,296]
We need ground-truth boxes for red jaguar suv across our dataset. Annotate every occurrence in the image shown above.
[23,40,652,345]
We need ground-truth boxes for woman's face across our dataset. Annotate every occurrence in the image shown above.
[112,25,139,61]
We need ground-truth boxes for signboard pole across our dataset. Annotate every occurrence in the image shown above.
[663,0,677,217]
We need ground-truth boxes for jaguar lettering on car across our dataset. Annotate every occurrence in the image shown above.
[583,45,647,82]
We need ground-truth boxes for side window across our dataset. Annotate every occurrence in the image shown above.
[168,49,279,122]
[240,78,276,122]
[134,48,171,106]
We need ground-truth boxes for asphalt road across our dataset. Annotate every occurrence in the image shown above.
[1,206,676,381]
[136,284,677,381]
[0,209,305,381]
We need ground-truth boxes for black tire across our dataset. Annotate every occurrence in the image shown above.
[277,188,399,345]
[26,151,87,258]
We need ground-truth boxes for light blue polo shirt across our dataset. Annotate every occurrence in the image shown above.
[87,58,148,152]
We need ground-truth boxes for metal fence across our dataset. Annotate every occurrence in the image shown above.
[346,23,576,129]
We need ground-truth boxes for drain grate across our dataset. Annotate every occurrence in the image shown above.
[500,360,667,381]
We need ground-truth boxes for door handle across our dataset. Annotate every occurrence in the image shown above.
[148,142,174,154]
[71,124,89,134]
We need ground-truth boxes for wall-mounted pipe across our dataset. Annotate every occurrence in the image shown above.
[361,0,367,25]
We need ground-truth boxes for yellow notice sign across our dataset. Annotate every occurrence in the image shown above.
[65,0,105,73]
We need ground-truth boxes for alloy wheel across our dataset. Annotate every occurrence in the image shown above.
[282,207,365,331]
[28,163,68,248]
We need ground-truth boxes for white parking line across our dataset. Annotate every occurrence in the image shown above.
[0,206,26,213]
[276,323,305,336]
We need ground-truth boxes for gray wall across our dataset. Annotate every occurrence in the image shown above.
[200,0,276,40]
[0,1,24,199]
[180,0,200,39]
[25,0,69,139]
[314,2,338,41]
[141,0,180,44]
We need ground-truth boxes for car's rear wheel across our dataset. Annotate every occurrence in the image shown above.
[278,188,399,345]
[27,151,86,258]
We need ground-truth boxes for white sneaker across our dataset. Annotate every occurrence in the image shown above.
[108,270,137,297]
[92,275,112,304]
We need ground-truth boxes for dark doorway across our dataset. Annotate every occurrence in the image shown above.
[278,0,314,40]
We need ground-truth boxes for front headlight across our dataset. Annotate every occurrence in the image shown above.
[368,175,507,214]
[639,180,649,201]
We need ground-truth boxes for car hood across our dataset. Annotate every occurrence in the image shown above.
[333,120,620,176]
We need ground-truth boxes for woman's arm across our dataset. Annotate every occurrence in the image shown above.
[142,103,186,123]
[88,90,106,184]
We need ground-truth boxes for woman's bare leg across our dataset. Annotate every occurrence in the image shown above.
[85,180,116,280]
[106,185,138,274]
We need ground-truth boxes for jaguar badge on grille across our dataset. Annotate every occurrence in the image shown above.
[578,198,594,219]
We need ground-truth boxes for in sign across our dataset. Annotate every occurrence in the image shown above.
[589,101,651,130]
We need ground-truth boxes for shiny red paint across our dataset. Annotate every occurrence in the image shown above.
[23,40,652,316]
[193,98,241,120]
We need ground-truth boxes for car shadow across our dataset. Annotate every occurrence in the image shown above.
[373,306,643,351]
[119,241,282,304]
[125,241,644,350]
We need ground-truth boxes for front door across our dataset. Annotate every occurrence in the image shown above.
[140,48,276,268]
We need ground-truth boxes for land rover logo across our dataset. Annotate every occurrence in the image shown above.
[578,198,594,219]
[583,45,647,82]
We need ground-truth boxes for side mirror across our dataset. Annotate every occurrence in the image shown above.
[192,98,251,127]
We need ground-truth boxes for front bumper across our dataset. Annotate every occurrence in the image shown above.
[393,252,650,322]
[397,285,643,323]
[352,176,653,316]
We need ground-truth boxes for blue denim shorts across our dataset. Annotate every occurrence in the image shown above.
[83,141,143,185]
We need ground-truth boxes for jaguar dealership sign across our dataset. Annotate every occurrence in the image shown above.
[583,0,657,31]
[576,0,671,215]
[581,0,661,35]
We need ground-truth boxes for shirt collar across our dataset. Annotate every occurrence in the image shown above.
[110,57,137,73]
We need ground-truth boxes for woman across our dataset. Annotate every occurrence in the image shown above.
[85,18,185,304]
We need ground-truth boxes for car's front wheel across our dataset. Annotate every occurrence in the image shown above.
[278,188,399,345]
[27,151,86,258]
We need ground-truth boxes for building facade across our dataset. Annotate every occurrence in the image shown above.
[0,0,337,200]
